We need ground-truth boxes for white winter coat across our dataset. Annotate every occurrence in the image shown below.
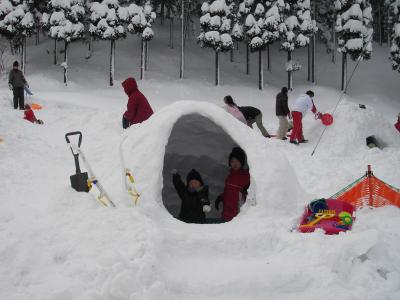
[291,94,316,115]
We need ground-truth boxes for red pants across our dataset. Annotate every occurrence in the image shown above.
[290,111,304,142]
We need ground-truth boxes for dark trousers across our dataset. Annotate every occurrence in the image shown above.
[13,87,24,109]
[122,116,130,129]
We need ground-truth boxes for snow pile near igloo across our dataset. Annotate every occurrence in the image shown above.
[318,100,400,155]
[121,101,309,223]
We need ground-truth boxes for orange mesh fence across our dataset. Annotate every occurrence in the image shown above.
[332,175,400,209]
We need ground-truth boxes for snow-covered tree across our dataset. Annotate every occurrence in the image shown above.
[199,0,234,85]
[90,0,126,86]
[316,1,337,62]
[119,1,156,79]
[389,0,400,71]
[335,0,373,91]
[0,0,35,73]
[42,0,86,85]
[279,0,315,90]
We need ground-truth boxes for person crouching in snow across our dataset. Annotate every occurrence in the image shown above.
[23,105,43,124]
[215,147,250,222]
[395,113,400,133]
[172,169,211,224]
[122,77,153,129]
[223,95,247,124]
[290,90,321,145]
[238,105,271,138]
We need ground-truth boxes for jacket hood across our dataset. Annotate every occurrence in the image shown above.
[122,77,138,96]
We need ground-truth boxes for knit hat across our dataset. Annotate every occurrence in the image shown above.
[228,147,246,168]
[281,87,288,94]
[186,169,204,186]
[13,61,19,67]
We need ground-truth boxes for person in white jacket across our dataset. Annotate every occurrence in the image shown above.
[290,90,320,144]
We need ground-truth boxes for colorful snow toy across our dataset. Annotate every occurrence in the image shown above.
[298,199,355,235]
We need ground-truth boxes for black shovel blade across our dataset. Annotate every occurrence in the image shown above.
[70,172,89,192]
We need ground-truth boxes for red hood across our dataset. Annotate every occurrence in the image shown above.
[122,77,138,96]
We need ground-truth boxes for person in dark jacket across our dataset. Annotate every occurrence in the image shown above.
[238,105,271,138]
[172,169,211,224]
[215,147,250,222]
[8,61,28,110]
[275,87,291,140]
[122,77,153,129]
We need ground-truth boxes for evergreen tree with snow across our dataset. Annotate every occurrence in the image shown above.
[0,0,35,74]
[335,0,373,91]
[198,0,234,85]
[119,1,156,79]
[42,0,86,85]
[279,0,315,90]
[388,0,400,72]
[89,0,126,86]
[316,0,337,62]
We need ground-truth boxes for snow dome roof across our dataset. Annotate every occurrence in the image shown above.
[121,101,306,223]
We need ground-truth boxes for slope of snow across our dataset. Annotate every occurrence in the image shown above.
[0,20,399,299]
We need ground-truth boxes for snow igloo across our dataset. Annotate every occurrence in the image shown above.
[120,101,301,223]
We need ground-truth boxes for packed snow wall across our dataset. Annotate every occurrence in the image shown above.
[162,114,240,219]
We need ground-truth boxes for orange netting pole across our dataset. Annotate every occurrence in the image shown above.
[367,165,373,207]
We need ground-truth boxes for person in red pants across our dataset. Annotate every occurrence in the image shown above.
[395,113,400,133]
[290,90,320,145]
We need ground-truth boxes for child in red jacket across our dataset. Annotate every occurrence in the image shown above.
[23,104,43,124]
[215,147,250,222]
[395,113,400,133]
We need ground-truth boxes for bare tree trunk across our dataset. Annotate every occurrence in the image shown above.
[341,53,347,92]
[110,40,115,86]
[246,43,250,75]
[378,3,382,46]
[54,40,57,65]
[258,49,263,90]
[180,0,184,79]
[21,38,26,74]
[36,28,40,45]
[215,51,220,86]
[160,2,165,25]
[311,34,315,83]
[230,49,234,62]
[64,41,68,85]
[145,40,149,71]
[307,43,311,81]
[288,51,292,91]
[332,24,336,63]
[169,18,174,48]
[387,6,391,47]
[140,39,145,80]
[267,44,270,71]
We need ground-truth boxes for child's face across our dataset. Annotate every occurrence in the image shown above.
[230,158,242,171]
[188,179,202,190]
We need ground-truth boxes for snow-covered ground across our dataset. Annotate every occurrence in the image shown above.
[0,22,400,299]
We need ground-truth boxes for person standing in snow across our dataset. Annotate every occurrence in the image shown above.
[395,113,400,133]
[290,90,321,145]
[223,95,247,124]
[122,77,153,129]
[276,87,291,140]
[8,61,28,110]
[172,169,212,224]
[215,147,250,222]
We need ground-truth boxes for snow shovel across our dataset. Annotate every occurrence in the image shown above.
[65,131,89,192]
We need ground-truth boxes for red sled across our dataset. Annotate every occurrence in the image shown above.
[315,113,333,126]
[298,199,355,235]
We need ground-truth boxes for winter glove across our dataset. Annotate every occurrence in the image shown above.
[315,112,322,119]
[203,205,211,213]
[9,84,13,91]
[215,194,223,210]
[288,112,292,120]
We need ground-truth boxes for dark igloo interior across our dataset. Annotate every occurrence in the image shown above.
[162,114,246,220]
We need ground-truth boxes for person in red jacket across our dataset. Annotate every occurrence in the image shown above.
[23,104,43,124]
[122,77,153,129]
[395,113,400,133]
[215,147,250,222]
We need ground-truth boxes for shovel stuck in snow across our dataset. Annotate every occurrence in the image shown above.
[65,131,89,193]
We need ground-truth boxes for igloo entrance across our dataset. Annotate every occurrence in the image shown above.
[162,114,248,222]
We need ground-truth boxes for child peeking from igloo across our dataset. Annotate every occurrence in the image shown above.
[171,169,211,224]
[215,147,250,222]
